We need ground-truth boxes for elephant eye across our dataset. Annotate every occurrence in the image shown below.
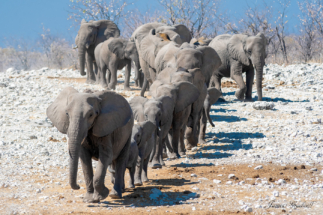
[89,114,93,118]
[248,50,252,54]
[96,111,99,115]
[66,112,69,116]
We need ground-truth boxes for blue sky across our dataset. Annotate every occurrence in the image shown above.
[0,0,301,48]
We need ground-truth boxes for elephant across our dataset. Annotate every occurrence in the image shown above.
[126,121,156,188]
[46,87,133,202]
[75,19,120,84]
[199,87,222,144]
[94,38,140,90]
[130,22,192,96]
[149,81,200,161]
[209,33,267,101]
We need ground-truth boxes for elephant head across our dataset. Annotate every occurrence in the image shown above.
[76,19,120,76]
[108,38,140,81]
[228,33,267,101]
[46,87,132,190]
[132,121,156,148]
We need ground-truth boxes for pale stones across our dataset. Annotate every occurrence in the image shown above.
[276,179,286,185]
[273,191,279,197]
[252,102,275,110]
[213,179,221,184]
[228,174,235,179]
[254,165,263,170]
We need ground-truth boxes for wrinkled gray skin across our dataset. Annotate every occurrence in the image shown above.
[126,121,156,188]
[75,19,120,84]
[130,95,173,169]
[130,22,192,96]
[46,87,133,202]
[149,81,200,163]
[155,67,204,156]
[199,88,222,144]
[94,38,140,90]
[155,43,221,149]
[209,33,267,101]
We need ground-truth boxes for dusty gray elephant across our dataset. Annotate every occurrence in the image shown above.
[209,33,267,101]
[149,81,200,162]
[130,22,192,96]
[155,67,205,156]
[46,87,133,202]
[94,38,140,90]
[199,87,222,144]
[75,19,120,84]
[126,121,156,187]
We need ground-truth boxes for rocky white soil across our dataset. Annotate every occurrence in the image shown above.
[0,64,323,214]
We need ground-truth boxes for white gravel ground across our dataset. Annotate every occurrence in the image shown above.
[0,64,322,214]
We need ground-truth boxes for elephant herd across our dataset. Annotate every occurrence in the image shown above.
[46,20,267,203]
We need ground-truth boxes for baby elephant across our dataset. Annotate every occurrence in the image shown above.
[94,37,140,90]
[127,121,156,188]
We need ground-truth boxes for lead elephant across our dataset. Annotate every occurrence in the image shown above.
[209,33,267,101]
[94,38,140,90]
[46,87,133,202]
[75,19,120,84]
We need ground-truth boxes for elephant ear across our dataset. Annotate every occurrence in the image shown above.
[207,88,222,105]
[129,96,148,122]
[196,46,222,81]
[160,96,175,126]
[92,91,133,137]
[108,38,125,59]
[173,81,200,113]
[92,20,120,38]
[46,87,78,134]
[139,121,156,146]
[228,34,250,66]
[139,29,159,68]
[174,24,192,43]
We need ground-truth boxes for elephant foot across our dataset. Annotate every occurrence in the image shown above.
[162,152,168,158]
[86,79,96,84]
[184,137,198,150]
[244,97,254,102]
[124,86,132,91]
[83,192,99,203]
[179,151,186,157]
[99,83,109,89]
[142,176,148,183]
[235,89,246,101]
[134,180,143,186]
[109,187,122,199]
[167,151,178,160]
[149,160,162,169]
[93,186,109,202]
[108,83,116,90]
[128,183,135,189]
[199,139,207,145]
[160,158,165,166]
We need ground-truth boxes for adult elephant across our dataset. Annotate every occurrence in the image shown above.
[209,33,267,101]
[94,38,140,90]
[130,22,192,96]
[75,19,120,84]
[156,43,222,149]
[46,87,133,202]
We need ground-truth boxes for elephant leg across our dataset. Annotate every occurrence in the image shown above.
[142,158,149,182]
[108,66,118,90]
[150,135,163,169]
[166,131,177,160]
[128,164,136,189]
[109,136,131,199]
[140,78,148,97]
[98,65,109,88]
[185,114,199,150]
[171,128,181,158]
[79,146,95,203]
[134,147,144,186]
[179,128,186,157]
[198,109,207,145]
[245,69,255,102]
[231,63,246,100]
[139,71,144,88]
[92,141,113,202]
[124,61,131,91]
[160,137,166,166]
[86,53,96,84]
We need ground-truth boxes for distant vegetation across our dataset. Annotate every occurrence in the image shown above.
[1,0,323,72]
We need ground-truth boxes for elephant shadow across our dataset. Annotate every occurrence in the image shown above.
[202,131,265,152]
[186,151,234,160]
[214,108,237,113]
[209,114,247,123]
[92,181,199,207]
[259,96,309,103]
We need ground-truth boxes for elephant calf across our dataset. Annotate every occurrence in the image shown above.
[126,121,156,188]
[46,87,134,203]
[94,38,140,90]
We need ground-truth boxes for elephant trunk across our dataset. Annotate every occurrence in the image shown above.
[67,122,86,190]
[205,105,215,127]
[255,64,264,101]
[133,56,140,82]
[78,45,87,76]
